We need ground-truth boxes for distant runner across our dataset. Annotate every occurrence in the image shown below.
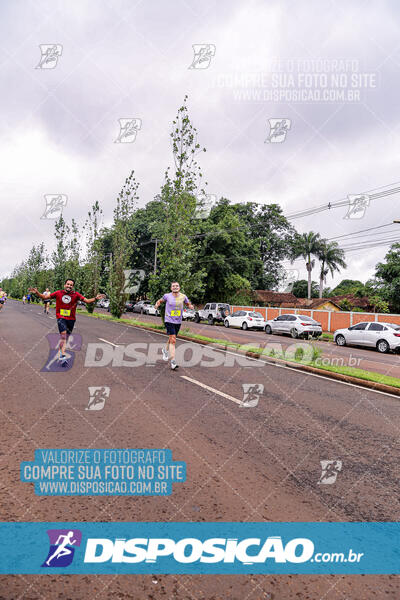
[154,282,194,370]
[29,279,105,363]
[0,288,6,312]
[22,295,26,304]
[42,287,51,315]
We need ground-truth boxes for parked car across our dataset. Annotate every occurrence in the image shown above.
[97,297,109,309]
[334,321,400,353]
[132,300,152,314]
[143,304,160,316]
[265,314,322,339]
[182,308,196,321]
[224,310,266,330]
[124,301,134,312]
[194,302,231,325]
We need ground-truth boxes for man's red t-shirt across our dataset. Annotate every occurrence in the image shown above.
[50,290,84,320]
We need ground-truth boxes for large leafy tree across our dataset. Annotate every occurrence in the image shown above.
[291,279,319,298]
[192,199,255,301]
[290,232,323,299]
[233,202,296,290]
[317,240,346,298]
[374,242,400,312]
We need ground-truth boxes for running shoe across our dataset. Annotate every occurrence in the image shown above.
[170,359,178,370]
[162,348,169,362]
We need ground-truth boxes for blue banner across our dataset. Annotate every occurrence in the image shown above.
[0,522,398,574]
[20,449,186,496]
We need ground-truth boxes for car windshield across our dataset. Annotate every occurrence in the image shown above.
[250,312,263,318]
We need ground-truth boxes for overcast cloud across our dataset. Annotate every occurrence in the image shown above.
[1,0,400,290]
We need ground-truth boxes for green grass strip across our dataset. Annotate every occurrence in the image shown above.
[75,309,400,389]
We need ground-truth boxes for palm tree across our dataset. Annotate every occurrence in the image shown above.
[290,232,322,299]
[317,241,346,298]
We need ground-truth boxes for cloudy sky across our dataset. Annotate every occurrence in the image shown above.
[1,0,400,290]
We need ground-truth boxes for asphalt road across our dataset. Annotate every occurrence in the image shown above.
[0,300,399,599]
[117,309,400,380]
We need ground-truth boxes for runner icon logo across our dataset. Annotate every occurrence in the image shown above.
[40,194,67,220]
[344,194,370,220]
[264,118,291,143]
[241,384,264,407]
[317,460,342,485]
[42,529,82,568]
[86,386,110,411]
[188,44,216,69]
[41,333,82,373]
[36,44,63,69]
[114,118,142,143]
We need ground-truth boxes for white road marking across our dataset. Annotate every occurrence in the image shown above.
[98,337,119,347]
[180,375,242,405]
[136,328,400,399]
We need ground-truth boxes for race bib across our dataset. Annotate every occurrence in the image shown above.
[170,309,181,317]
[60,309,71,316]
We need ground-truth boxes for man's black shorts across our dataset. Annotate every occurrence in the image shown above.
[57,318,76,335]
[165,322,181,336]
[43,299,51,304]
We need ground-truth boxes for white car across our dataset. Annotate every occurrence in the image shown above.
[224,310,266,330]
[143,304,160,316]
[265,314,322,339]
[182,308,196,320]
[334,321,400,353]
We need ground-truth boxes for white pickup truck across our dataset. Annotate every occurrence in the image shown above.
[193,302,231,325]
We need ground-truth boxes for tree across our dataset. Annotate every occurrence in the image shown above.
[374,242,400,312]
[291,279,319,298]
[317,240,346,298]
[108,171,139,318]
[52,215,69,289]
[289,232,322,299]
[330,279,365,296]
[148,96,207,303]
[83,201,104,313]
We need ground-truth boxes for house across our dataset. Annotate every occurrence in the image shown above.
[285,298,342,311]
[252,290,299,306]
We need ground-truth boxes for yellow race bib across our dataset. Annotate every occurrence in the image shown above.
[60,309,71,316]
[170,309,181,317]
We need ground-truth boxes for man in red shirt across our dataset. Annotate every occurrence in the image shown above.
[29,279,105,362]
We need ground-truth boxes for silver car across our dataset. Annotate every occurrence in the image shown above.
[334,321,400,353]
[265,314,322,339]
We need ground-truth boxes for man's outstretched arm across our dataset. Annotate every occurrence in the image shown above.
[81,293,105,304]
[29,287,47,300]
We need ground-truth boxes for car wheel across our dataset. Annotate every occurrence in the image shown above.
[377,339,389,353]
[194,313,200,323]
[242,322,248,330]
[208,315,214,326]
[335,334,346,346]
[224,319,230,328]
[290,328,298,339]
[265,325,272,335]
